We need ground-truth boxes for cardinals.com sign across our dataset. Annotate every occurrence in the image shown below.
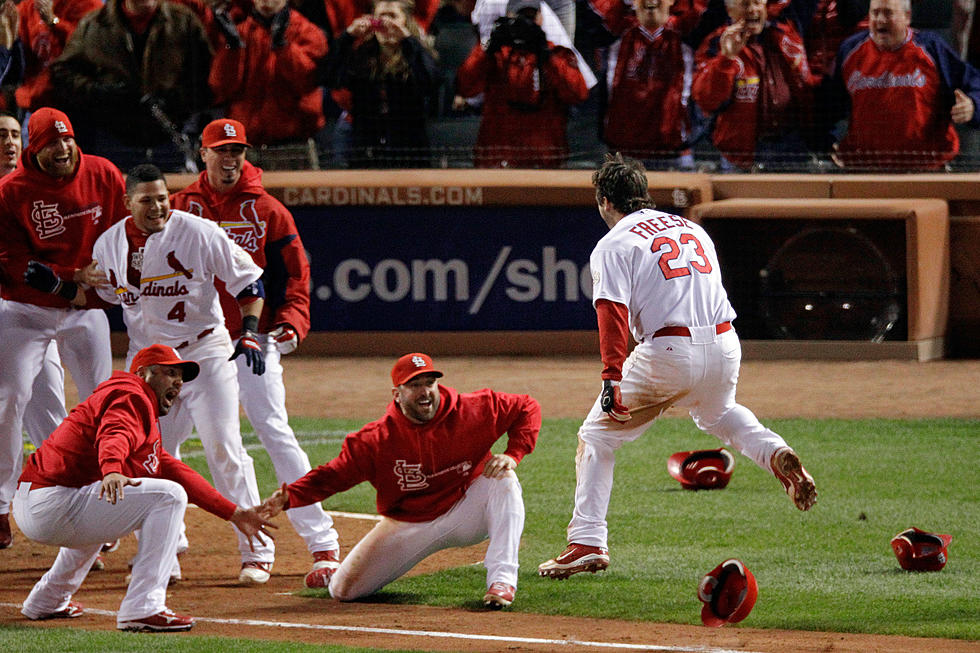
[293,205,610,331]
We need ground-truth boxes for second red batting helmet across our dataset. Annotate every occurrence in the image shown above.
[890,527,952,572]
[697,558,758,627]
[667,448,735,490]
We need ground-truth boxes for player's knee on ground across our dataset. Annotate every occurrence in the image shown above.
[328,571,368,602]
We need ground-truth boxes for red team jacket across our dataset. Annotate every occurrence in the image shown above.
[0,148,127,307]
[832,28,980,169]
[456,42,589,168]
[209,8,329,145]
[284,385,541,522]
[19,371,237,520]
[693,16,818,168]
[13,0,103,111]
[170,161,312,340]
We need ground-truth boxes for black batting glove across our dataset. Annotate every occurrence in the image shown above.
[24,260,78,301]
[600,379,631,422]
[230,315,265,375]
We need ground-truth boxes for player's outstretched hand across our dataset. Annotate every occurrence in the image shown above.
[230,331,265,375]
[600,379,632,422]
[230,506,278,552]
[24,260,61,293]
[269,324,299,355]
[99,472,142,505]
[258,482,290,520]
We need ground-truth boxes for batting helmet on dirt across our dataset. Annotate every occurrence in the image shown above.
[890,527,952,572]
[697,559,758,627]
[667,448,735,490]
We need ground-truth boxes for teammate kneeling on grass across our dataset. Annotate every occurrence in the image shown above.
[258,353,540,609]
[538,153,817,580]
[14,345,275,632]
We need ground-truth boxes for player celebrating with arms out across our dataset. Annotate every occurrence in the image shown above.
[259,353,539,608]
[538,153,816,580]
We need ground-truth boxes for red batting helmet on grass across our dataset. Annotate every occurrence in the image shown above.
[667,448,735,490]
[697,559,758,627]
[891,527,952,572]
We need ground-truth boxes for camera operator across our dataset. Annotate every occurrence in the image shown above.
[455,0,588,168]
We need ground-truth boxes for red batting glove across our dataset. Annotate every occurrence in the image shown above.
[600,380,631,422]
[269,324,299,355]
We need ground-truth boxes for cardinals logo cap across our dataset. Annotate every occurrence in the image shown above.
[130,344,200,382]
[201,118,251,148]
[27,107,74,154]
[697,559,758,627]
[891,527,952,572]
[668,449,735,490]
[391,353,443,386]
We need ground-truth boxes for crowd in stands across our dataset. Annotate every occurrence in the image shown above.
[0,0,979,172]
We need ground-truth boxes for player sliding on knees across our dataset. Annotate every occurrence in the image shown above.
[538,153,816,581]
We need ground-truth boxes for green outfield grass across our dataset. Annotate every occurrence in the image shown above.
[7,417,978,651]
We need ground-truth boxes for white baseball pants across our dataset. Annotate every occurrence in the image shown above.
[154,352,274,564]
[330,473,525,600]
[14,478,186,624]
[234,336,338,554]
[23,342,67,447]
[0,300,111,515]
[567,329,788,548]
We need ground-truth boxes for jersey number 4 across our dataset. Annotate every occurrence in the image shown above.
[652,234,712,279]
[167,301,187,322]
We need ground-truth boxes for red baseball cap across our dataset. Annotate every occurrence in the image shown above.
[130,344,200,382]
[391,353,443,386]
[697,559,758,627]
[891,527,953,572]
[27,107,74,154]
[201,118,251,148]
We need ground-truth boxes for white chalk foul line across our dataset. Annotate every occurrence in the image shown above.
[0,603,759,652]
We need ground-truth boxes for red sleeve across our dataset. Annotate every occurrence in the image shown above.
[455,43,490,98]
[95,392,154,477]
[159,450,237,520]
[284,434,370,509]
[546,46,590,105]
[272,13,329,92]
[264,199,311,339]
[692,36,740,113]
[596,298,629,381]
[209,45,247,104]
[495,392,541,464]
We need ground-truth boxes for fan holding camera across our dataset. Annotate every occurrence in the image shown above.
[455,0,588,168]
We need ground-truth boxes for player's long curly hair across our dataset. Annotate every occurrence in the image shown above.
[592,153,656,215]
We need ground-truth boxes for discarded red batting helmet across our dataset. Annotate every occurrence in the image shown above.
[667,448,735,490]
[697,558,758,627]
[890,527,952,572]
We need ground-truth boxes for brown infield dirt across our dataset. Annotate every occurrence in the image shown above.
[2,356,979,652]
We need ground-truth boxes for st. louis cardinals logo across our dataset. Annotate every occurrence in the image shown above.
[30,201,104,239]
[140,251,193,297]
[410,355,426,368]
[219,200,267,253]
[142,440,161,475]
[394,460,427,490]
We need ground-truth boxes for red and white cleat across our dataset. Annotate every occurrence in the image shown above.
[771,447,817,511]
[28,601,84,620]
[482,582,515,609]
[117,607,194,632]
[305,550,340,589]
[538,543,610,580]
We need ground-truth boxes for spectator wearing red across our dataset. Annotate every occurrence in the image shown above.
[0,0,101,114]
[210,0,329,146]
[827,0,980,170]
[692,0,820,170]
[455,0,589,167]
[323,0,439,167]
[600,0,705,167]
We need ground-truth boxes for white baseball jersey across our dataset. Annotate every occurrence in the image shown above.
[93,210,262,357]
[590,208,736,341]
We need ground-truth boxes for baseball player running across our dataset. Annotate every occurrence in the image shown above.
[15,344,275,631]
[0,108,127,549]
[90,164,276,583]
[259,353,540,607]
[170,119,340,581]
[539,154,816,580]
